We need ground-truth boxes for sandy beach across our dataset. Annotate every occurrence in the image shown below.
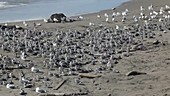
[1,0,170,96]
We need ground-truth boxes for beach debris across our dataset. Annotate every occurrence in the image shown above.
[131,43,146,51]
[48,13,67,23]
[79,73,102,78]
[126,71,147,76]
[53,79,68,90]
[39,92,88,96]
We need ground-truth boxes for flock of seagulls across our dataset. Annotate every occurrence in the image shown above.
[0,3,169,96]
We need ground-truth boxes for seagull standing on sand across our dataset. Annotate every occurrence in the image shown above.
[122,11,127,16]
[116,25,119,30]
[122,16,126,22]
[78,16,84,20]
[23,21,28,27]
[140,6,145,11]
[4,23,8,26]
[165,5,170,9]
[97,14,101,18]
[43,19,48,23]
[148,4,153,10]
[106,17,109,23]
[112,17,115,22]
[19,88,27,95]
[31,66,40,73]
[35,87,47,93]
[125,8,129,12]
[106,60,112,69]
[89,22,95,26]
[15,25,21,29]
[6,83,15,89]
[53,18,59,22]
[104,13,109,18]
[20,51,26,60]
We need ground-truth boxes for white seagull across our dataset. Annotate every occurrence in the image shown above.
[43,19,48,23]
[106,17,109,23]
[35,87,47,93]
[97,14,101,18]
[31,66,40,73]
[6,83,15,89]
[104,13,109,18]
[23,21,28,27]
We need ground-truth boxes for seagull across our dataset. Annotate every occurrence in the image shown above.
[36,87,47,93]
[112,12,116,17]
[111,7,116,10]
[21,77,31,84]
[97,14,101,18]
[140,6,145,11]
[19,88,27,95]
[24,82,33,88]
[23,21,28,27]
[31,66,40,73]
[4,23,8,26]
[112,17,115,22]
[165,5,170,9]
[122,11,127,16]
[89,22,95,26]
[160,7,164,13]
[6,83,15,89]
[159,18,163,22]
[159,11,163,15]
[122,16,126,22]
[148,4,153,10]
[106,17,109,23]
[104,13,109,18]
[15,25,21,29]
[43,19,48,23]
[106,61,112,68]
[125,8,129,12]
[35,23,42,26]
[78,16,83,20]
[116,12,121,16]
[153,11,158,15]
[53,18,59,22]
[115,25,119,30]
[20,51,26,60]
[168,11,170,14]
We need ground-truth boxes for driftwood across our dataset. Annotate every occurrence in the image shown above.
[53,79,68,90]
[39,92,88,96]
[79,73,102,78]
[126,71,147,76]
